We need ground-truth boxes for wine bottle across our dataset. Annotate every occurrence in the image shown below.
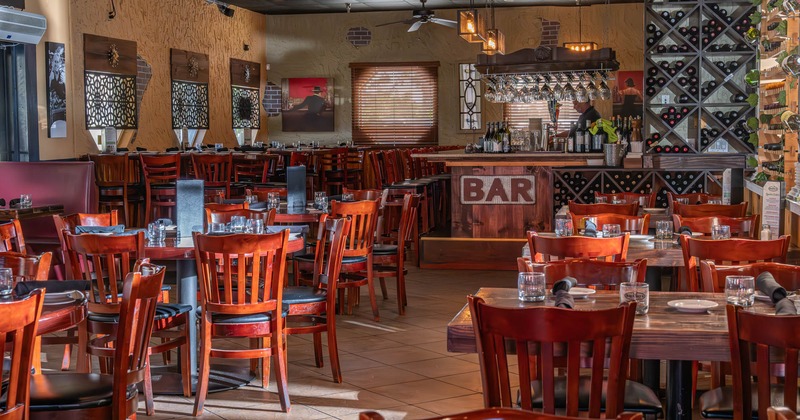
[568,122,576,153]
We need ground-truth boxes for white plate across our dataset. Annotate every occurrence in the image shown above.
[667,299,719,313]
[569,287,597,299]
[44,290,83,304]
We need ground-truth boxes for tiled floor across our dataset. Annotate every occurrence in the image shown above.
[41,266,510,419]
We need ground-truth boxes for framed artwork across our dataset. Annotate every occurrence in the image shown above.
[46,42,67,138]
[230,58,260,129]
[612,70,644,119]
[281,77,334,132]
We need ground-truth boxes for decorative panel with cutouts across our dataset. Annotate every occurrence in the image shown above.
[170,49,210,129]
[83,34,138,129]
[230,58,260,129]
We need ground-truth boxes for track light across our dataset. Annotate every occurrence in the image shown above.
[206,0,234,17]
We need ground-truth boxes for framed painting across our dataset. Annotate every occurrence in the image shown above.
[612,70,644,119]
[281,77,334,132]
[46,42,67,138]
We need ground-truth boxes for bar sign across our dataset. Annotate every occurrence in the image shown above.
[460,175,536,205]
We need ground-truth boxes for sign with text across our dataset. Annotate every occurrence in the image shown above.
[461,175,536,205]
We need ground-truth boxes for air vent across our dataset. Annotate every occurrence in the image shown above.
[0,8,47,45]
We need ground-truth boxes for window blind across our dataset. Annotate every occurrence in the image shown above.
[350,62,439,145]
[503,102,581,132]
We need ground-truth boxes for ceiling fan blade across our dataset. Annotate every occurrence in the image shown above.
[408,20,424,32]
[429,18,457,28]
[376,18,417,27]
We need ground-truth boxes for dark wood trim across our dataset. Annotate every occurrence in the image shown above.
[349,61,440,68]
[83,34,137,75]
[170,49,209,83]
[230,58,260,88]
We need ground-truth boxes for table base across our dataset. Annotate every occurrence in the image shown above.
[142,363,255,395]
[667,360,693,420]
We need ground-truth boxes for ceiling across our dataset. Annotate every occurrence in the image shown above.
[225,0,631,15]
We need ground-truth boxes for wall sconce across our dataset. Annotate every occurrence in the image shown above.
[482,28,505,55]
[458,8,486,43]
[564,41,599,52]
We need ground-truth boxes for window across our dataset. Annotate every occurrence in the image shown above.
[351,62,439,145]
[503,101,581,132]
[458,64,481,130]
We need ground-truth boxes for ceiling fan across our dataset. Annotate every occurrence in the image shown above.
[375,0,457,32]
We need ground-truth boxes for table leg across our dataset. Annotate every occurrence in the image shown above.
[176,259,197,376]
[642,359,661,396]
[667,360,693,420]
[645,266,663,291]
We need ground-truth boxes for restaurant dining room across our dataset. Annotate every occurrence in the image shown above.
[1,0,800,418]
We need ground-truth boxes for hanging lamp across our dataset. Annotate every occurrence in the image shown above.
[482,0,505,55]
[458,0,487,43]
[563,0,599,51]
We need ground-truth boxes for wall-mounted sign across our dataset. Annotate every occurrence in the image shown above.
[461,175,536,205]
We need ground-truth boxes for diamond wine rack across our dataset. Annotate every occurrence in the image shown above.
[644,0,758,156]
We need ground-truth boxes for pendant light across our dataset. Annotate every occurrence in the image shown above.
[563,0,599,51]
[458,0,487,43]
[482,0,505,55]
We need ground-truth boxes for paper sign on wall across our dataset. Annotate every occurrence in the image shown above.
[762,181,783,234]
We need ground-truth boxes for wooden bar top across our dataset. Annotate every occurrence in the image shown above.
[447,288,786,361]
[412,151,604,167]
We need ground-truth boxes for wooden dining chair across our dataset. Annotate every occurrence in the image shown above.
[595,191,656,208]
[518,257,647,289]
[568,212,650,235]
[204,202,249,213]
[359,408,644,420]
[192,153,233,201]
[319,147,349,195]
[0,289,44,420]
[193,230,291,415]
[527,231,630,262]
[673,214,760,238]
[0,251,52,280]
[373,194,420,315]
[232,154,278,185]
[89,154,132,226]
[568,200,639,216]
[252,186,288,199]
[700,261,800,298]
[680,235,791,292]
[65,232,192,414]
[698,305,800,419]
[673,202,748,217]
[140,153,181,224]
[283,215,349,383]
[468,296,658,418]
[0,219,26,253]
[29,264,163,420]
[667,192,722,210]
[205,208,277,227]
[767,407,798,420]
[53,211,120,280]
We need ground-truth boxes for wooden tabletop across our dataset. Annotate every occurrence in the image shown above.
[447,288,785,361]
[0,205,64,222]
[144,235,306,260]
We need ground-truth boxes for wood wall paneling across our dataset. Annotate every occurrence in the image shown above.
[170,49,209,83]
[83,34,137,75]
[230,58,260,88]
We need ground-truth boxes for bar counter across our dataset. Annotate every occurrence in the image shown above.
[414,150,604,167]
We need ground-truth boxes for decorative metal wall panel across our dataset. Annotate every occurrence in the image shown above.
[232,86,260,129]
[172,81,209,129]
[84,72,137,129]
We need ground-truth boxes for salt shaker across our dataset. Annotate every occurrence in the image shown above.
[761,224,771,241]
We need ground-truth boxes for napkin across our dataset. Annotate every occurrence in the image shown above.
[75,225,125,234]
[14,280,90,296]
[552,276,577,309]
[583,220,598,238]
[756,271,797,315]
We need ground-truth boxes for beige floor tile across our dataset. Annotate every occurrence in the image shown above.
[342,365,427,389]
[394,356,479,379]
[414,393,485,415]
[348,405,438,420]
[382,328,446,345]
[358,346,443,365]
[412,340,462,356]
[368,378,475,405]
[436,371,484,393]
[295,389,405,417]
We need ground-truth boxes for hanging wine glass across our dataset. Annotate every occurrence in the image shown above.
[541,84,553,101]
[485,86,496,102]
[531,77,542,101]
[598,81,612,100]
[563,83,577,101]
[587,81,598,101]
[575,82,588,102]
[553,83,564,101]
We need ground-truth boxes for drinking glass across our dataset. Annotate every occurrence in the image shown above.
[209,223,226,234]
[712,225,731,240]
[245,194,258,204]
[230,216,246,233]
[612,198,625,204]
[655,220,673,240]
[342,193,355,202]
[19,194,31,208]
[595,196,608,204]
[0,268,12,296]
[246,219,264,234]
[147,222,166,243]
[620,282,649,315]
[603,224,622,238]
[314,192,328,210]
[675,197,689,205]
[555,218,574,237]
[518,272,546,302]
[707,199,722,204]
[726,276,755,307]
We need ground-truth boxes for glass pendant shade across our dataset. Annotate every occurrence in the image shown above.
[458,9,486,43]
[482,29,506,55]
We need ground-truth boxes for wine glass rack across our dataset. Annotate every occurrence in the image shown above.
[644,0,758,157]
[756,0,799,193]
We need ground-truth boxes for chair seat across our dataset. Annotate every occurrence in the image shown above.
[699,385,800,419]
[29,373,136,411]
[88,303,191,323]
[150,184,177,190]
[194,307,289,324]
[341,256,368,264]
[283,286,327,304]
[530,377,662,415]
[373,244,398,255]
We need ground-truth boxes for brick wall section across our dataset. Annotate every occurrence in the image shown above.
[132,55,152,143]
[540,19,560,48]
[261,82,281,117]
[346,27,372,47]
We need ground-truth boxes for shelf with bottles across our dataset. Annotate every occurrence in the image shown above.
[644,131,699,154]
[699,4,756,50]
[645,57,701,103]
[646,5,702,54]
[643,106,698,148]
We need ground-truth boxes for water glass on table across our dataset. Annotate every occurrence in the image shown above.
[655,220,673,240]
[244,194,258,204]
[602,224,621,238]
[518,272,546,302]
[707,199,723,204]
[314,192,328,211]
[620,282,649,315]
[230,216,246,233]
[612,198,625,204]
[711,225,731,240]
[555,218,574,237]
[19,194,31,208]
[147,222,166,243]
[342,193,355,202]
[209,223,226,234]
[246,218,264,234]
[595,196,607,204]
[675,197,689,205]
[267,192,281,209]
[726,275,755,307]
[0,268,13,296]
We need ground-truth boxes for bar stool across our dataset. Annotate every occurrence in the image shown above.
[89,154,135,227]
[140,153,180,224]
[192,153,233,202]
[319,147,349,195]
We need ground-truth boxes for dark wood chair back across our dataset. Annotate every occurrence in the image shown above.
[330,200,380,258]
[398,194,421,250]
[204,202,249,212]
[53,211,119,280]
[527,231,630,262]
[89,154,129,187]
[667,192,721,210]
[0,220,26,254]
[367,150,387,189]
[595,191,656,208]
[727,305,800,419]
[192,154,233,199]
[673,214,760,238]
[342,188,383,202]
[359,408,644,420]
[252,186,288,199]
[700,261,800,294]
[0,289,44,420]
[310,215,350,296]
[680,235,791,292]
[568,201,639,216]
[468,295,636,417]
[673,202,748,217]
[233,154,278,183]
[568,212,650,235]
[205,208,276,226]
[518,257,647,289]
[0,251,52,281]
[767,407,797,420]
[139,153,180,186]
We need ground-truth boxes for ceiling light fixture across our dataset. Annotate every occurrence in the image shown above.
[457,0,486,43]
[206,0,234,17]
[563,0,597,51]
[482,0,505,55]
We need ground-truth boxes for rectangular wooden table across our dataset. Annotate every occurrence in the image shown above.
[0,204,64,222]
[448,288,781,419]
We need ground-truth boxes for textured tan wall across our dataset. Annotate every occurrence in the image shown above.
[266,4,643,145]
[28,0,267,159]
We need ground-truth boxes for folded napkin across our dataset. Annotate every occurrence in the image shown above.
[583,220,598,238]
[756,271,797,315]
[265,225,309,235]
[75,225,125,234]
[249,202,268,210]
[552,276,577,309]
[14,280,90,296]
[222,199,246,205]
[678,226,692,236]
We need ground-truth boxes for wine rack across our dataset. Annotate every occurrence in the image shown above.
[755,0,799,193]
[552,169,725,213]
[644,0,758,157]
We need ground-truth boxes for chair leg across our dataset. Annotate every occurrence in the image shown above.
[313,332,323,368]
[32,336,42,374]
[61,329,74,370]
[274,333,291,412]
[261,336,271,389]
[379,277,388,300]
[180,323,192,397]
[77,319,89,373]
[250,338,260,376]
[327,315,342,383]
[337,287,346,315]
[144,356,155,416]
[367,255,380,322]
[397,264,406,316]
[193,320,211,416]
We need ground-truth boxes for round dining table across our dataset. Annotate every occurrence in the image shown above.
[30,292,88,373]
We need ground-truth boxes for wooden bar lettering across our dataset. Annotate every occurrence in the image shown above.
[460,175,536,205]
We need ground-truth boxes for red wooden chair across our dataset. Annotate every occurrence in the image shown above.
[192,230,291,415]
[0,289,43,420]
[527,231,630,262]
[373,194,420,315]
[518,257,647,289]
[53,211,120,279]
[673,214,760,238]
[667,192,721,211]
[568,200,639,216]
[192,153,233,201]
[595,191,656,208]
[140,153,180,224]
[89,154,135,227]
[700,261,800,297]
[359,408,644,420]
[0,220,26,253]
[0,251,52,281]
[568,212,650,235]
[283,215,350,382]
[233,154,279,185]
[767,407,797,420]
[205,208,276,226]
[673,202,748,217]
[252,186,288,199]
[468,296,656,418]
